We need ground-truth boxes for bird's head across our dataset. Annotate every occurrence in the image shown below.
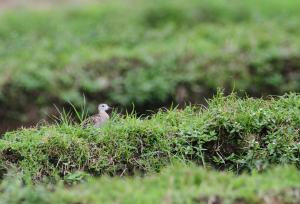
[98,103,111,112]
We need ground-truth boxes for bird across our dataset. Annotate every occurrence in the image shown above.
[84,103,111,128]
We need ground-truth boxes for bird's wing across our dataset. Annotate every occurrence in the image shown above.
[82,112,109,128]
[82,115,98,128]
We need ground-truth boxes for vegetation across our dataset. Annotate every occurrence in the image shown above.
[1,165,300,204]
[0,1,299,203]
[0,93,299,181]
[1,0,300,126]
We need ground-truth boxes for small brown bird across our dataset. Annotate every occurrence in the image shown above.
[84,103,111,128]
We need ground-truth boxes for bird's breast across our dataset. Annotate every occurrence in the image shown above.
[93,112,109,127]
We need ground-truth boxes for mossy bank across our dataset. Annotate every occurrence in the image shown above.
[0,93,299,181]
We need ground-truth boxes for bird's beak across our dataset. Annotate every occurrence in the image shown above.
[108,106,112,110]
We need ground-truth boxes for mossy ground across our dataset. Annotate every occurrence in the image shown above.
[1,165,300,204]
[0,93,299,181]
[0,93,299,203]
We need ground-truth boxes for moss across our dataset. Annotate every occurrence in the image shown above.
[1,165,300,204]
[0,93,299,181]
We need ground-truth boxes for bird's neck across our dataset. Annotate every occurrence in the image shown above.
[99,110,107,114]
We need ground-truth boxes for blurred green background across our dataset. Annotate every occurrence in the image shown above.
[0,0,299,133]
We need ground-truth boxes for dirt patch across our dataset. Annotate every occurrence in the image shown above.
[1,148,24,163]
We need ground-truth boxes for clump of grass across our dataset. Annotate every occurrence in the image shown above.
[51,96,89,125]
[0,93,299,181]
[1,164,300,204]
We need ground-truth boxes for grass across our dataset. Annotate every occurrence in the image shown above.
[0,93,299,182]
[0,164,300,204]
[1,1,299,202]
[0,0,300,125]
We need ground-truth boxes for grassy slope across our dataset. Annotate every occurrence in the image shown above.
[1,0,300,123]
[0,93,299,181]
[1,165,300,204]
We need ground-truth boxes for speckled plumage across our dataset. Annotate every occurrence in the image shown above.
[83,103,111,128]
[91,111,110,128]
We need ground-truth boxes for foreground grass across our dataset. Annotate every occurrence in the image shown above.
[1,165,300,204]
[1,0,300,125]
[0,93,299,181]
